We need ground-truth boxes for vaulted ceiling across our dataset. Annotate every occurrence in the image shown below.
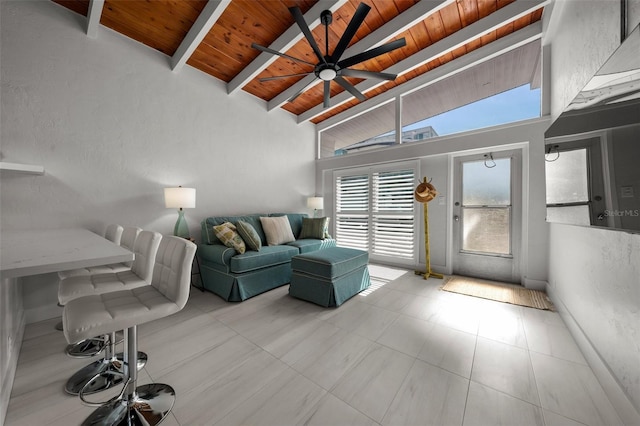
[52,0,547,126]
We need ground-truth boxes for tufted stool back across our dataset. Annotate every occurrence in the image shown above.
[130,230,162,284]
[104,224,124,246]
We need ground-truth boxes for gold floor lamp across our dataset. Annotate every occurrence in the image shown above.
[414,177,443,280]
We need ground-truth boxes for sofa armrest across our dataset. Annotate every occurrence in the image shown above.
[198,243,236,267]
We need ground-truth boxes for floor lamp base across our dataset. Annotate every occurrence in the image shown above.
[414,270,444,280]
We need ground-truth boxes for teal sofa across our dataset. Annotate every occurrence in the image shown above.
[199,213,336,302]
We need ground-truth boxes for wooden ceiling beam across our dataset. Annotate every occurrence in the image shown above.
[171,0,231,72]
[227,0,348,95]
[316,21,543,132]
[267,0,455,112]
[86,0,104,39]
[301,0,549,124]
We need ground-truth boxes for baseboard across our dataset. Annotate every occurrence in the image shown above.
[547,286,640,426]
[25,303,62,324]
[522,277,547,291]
[1,309,25,426]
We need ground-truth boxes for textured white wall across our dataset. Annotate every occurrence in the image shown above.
[0,0,316,321]
[544,0,620,122]
[544,0,640,420]
[548,224,640,421]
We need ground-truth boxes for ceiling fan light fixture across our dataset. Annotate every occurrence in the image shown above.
[319,68,337,81]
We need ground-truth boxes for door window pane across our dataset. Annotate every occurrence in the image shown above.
[462,207,511,255]
[463,159,511,205]
[546,206,591,226]
[545,149,589,204]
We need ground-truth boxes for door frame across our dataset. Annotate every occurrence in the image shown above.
[447,148,523,283]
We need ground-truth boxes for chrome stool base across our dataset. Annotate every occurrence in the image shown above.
[81,383,175,426]
[65,352,148,395]
[66,331,124,358]
[66,338,105,358]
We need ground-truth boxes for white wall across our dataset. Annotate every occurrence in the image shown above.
[544,1,640,422]
[547,224,640,423]
[1,0,316,319]
[317,118,550,288]
[544,0,621,121]
[0,1,316,414]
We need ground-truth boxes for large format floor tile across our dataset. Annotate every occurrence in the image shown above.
[6,264,628,426]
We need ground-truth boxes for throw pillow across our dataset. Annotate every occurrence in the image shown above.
[236,220,261,251]
[213,222,246,254]
[299,217,330,239]
[260,216,295,246]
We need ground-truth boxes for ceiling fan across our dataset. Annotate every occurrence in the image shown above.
[251,3,407,108]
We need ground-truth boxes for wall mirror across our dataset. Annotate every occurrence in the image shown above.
[544,23,640,232]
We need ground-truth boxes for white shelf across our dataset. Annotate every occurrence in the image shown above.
[0,162,44,175]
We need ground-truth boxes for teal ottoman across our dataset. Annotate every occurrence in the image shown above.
[289,247,370,307]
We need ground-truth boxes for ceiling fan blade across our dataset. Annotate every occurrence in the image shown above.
[259,73,313,82]
[251,43,316,67]
[331,3,370,62]
[289,7,327,65]
[337,38,407,69]
[288,77,320,103]
[323,80,331,108]
[334,76,366,102]
[340,68,398,80]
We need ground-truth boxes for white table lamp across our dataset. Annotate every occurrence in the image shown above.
[307,197,324,218]
[165,186,196,238]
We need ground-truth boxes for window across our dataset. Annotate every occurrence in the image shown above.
[461,158,512,255]
[545,147,591,226]
[335,163,417,264]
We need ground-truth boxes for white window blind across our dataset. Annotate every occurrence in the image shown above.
[335,174,369,251]
[335,165,416,264]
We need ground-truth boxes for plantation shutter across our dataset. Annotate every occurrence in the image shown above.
[334,164,416,264]
[372,169,415,259]
[335,174,369,250]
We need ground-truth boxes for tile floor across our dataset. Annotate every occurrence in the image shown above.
[5,265,624,426]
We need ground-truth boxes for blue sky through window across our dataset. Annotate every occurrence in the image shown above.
[403,84,541,136]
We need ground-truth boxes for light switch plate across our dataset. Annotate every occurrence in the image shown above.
[438,195,445,205]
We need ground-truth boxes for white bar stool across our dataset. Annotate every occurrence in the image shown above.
[59,230,161,395]
[63,236,196,426]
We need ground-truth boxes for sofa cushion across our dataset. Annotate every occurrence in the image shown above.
[204,215,267,245]
[260,216,295,246]
[230,245,299,274]
[236,220,261,251]
[213,222,246,254]
[269,213,307,238]
[299,217,330,239]
[287,238,337,254]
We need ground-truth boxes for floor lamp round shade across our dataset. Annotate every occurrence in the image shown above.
[164,187,195,238]
[164,187,196,209]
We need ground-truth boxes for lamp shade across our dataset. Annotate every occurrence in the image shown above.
[307,197,324,210]
[164,187,196,209]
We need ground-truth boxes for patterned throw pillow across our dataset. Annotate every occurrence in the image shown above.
[236,220,261,251]
[259,216,295,246]
[299,217,330,239]
[213,222,246,254]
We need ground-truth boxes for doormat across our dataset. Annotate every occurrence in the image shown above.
[441,275,555,311]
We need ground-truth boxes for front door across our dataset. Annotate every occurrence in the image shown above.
[452,150,521,283]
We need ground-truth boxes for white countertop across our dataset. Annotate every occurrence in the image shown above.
[1,228,134,279]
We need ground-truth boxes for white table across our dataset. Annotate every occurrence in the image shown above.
[1,228,134,279]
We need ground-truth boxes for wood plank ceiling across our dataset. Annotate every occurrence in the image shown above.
[52,0,546,126]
